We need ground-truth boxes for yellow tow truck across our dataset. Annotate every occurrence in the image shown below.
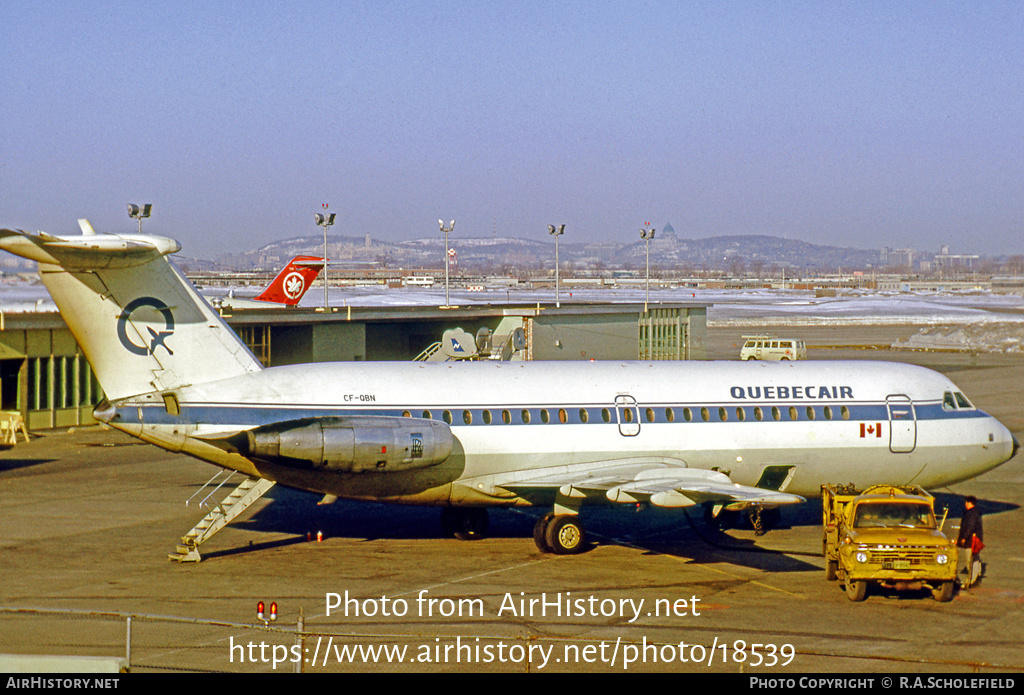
[822,484,957,602]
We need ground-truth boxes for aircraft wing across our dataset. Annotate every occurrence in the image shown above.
[495,459,803,511]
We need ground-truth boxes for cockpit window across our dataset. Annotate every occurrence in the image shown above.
[944,391,976,411]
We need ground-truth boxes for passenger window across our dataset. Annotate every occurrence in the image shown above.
[645,407,656,423]
[823,406,833,421]
[482,409,492,424]
[736,407,745,421]
[602,408,611,423]
[559,409,568,424]
[772,407,781,421]
[665,407,675,422]
[754,406,763,421]
[841,406,850,420]
[520,409,531,424]
[443,410,453,424]
[789,406,798,421]
[718,407,727,422]
[683,407,693,422]
[463,410,472,425]
[422,410,432,419]
[578,408,589,423]
[806,406,815,421]
[700,407,710,422]
[540,409,550,424]
[502,409,512,424]
[402,410,411,418]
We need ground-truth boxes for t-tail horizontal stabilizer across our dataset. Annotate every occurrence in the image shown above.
[0,223,262,400]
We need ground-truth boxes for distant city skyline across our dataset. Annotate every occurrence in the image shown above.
[2,2,1021,259]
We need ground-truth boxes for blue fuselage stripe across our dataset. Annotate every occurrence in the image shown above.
[117,401,990,428]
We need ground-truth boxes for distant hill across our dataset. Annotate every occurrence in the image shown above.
[217,232,882,273]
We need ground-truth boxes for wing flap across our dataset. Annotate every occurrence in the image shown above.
[495,460,803,510]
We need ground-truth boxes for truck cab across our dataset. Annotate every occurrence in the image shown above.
[822,484,956,602]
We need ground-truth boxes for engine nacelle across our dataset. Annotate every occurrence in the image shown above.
[236,416,453,473]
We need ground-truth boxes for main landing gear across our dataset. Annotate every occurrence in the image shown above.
[438,506,589,554]
[533,512,587,554]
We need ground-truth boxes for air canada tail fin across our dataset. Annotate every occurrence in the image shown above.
[254,255,324,305]
[0,222,263,401]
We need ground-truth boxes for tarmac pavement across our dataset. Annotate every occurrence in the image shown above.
[1,324,1022,673]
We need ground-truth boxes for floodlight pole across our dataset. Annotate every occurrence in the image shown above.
[548,224,565,308]
[640,224,656,312]
[315,206,336,309]
[439,219,455,307]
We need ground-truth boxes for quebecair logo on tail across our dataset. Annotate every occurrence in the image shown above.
[117,297,175,356]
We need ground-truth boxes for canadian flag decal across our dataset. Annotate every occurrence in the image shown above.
[860,423,883,438]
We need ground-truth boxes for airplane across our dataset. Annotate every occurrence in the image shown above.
[0,222,1017,559]
[207,255,325,309]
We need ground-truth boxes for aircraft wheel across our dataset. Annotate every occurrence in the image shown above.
[440,508,489,541]
[845,579,868,602]
[544,515,586,555]
[533,513,555,553]
[932,580,954,602]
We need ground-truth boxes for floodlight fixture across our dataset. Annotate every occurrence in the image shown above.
[127,203,152,233]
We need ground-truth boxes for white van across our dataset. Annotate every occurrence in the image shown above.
[740,335,807,361]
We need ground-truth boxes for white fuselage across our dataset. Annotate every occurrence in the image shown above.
[105,359,1016,507]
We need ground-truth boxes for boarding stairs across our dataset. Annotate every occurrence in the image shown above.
[169,474,276,562]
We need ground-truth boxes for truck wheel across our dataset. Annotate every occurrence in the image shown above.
[932,581,954,602]
[825,560,838,581]
[845,579,867,602]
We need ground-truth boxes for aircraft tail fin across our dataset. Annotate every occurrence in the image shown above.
[0,224,263,401]
[253,255,324,305]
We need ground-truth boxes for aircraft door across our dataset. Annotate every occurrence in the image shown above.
[614,395,640,437]
[886,395,917,453]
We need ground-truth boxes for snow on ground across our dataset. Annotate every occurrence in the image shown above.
[5,278,1024,353]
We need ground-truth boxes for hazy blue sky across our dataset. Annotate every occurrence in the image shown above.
[2,1,1022,259]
